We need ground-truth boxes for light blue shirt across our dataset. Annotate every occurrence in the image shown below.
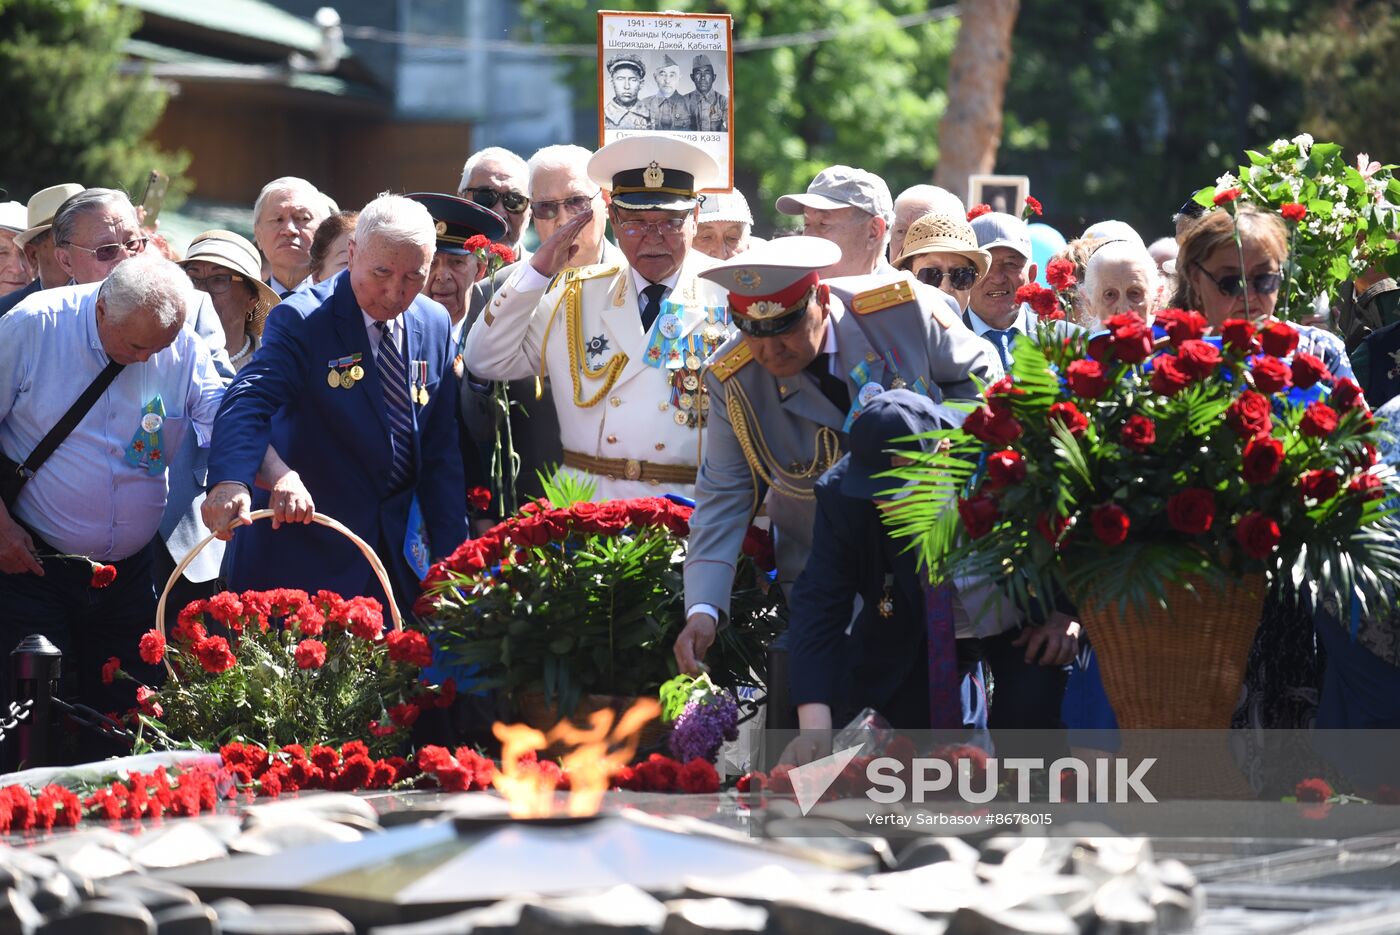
[0,283,225,561]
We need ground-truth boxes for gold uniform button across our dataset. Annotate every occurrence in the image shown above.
[658,402,669,411]
[607,434,618,443]
[610,397,622,407]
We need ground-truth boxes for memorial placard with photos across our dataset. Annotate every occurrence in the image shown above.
[597,10,734,191]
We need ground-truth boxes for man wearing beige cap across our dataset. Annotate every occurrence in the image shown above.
[776,165,895,278]
[0,182,84,318]
[0,202,31,298]
[693,189,757,261]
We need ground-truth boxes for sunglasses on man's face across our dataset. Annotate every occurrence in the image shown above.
[1193,261,1282,298]
[63,237,148,262]
[462,187,530,215]
[531,192,598,221]
[915,265,978,291]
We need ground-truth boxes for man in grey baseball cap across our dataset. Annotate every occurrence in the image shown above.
[776,165,894,278]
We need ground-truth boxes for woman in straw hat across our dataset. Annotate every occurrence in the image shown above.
[179,230,281,372]
[892,210,992,314]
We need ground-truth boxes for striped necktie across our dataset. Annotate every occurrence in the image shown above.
[986,328,1017,371]
[375,320,414,492]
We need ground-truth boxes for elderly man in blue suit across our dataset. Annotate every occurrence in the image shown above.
[202,194,466,616]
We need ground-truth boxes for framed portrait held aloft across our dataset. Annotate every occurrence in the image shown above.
[968,174,1031,216]
[597,10,735,191]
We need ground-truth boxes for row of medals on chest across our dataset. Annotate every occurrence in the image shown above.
[326,354,430,405]
[659,311,725,428]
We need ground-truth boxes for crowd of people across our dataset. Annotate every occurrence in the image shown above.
[0,129,1396,773]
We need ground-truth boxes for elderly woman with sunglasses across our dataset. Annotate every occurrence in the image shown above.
[1173,205,1353,380]
[891,210,990,312]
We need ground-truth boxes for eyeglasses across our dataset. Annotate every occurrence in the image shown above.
[462,187,530,215]
[62,237,148,262]
[1192,261,1282,298]
[532,192,599,221]
[615,217,688,239]
[916,265,978,290]
[185,271,246,295]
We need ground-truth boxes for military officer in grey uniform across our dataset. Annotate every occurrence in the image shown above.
[644,54,696,131]
[673,236,1002,673]
[603,55,652,130]
[686,55,728,132]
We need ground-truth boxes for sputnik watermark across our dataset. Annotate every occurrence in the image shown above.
[788,748,1156,817]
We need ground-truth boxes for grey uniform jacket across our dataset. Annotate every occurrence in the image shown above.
[684,272,1002,620]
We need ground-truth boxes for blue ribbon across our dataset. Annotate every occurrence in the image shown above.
[124,395,167,476]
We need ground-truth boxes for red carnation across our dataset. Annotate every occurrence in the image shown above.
[1260,321,1300,358]
[1047,401,1089,436]
[957,494,1000,539]
[1299,470,1340,503]
[138,630,166,666]
[1280,202,1308,223]
[1242,436,1285,484]
[1252,356,1292,394]
[1300,401,1338,438]
[1236,512,1281,558]
[192,636,236,674]
[636,753,681,792]
[1220,318,1257,354]
[1175,339,1221,379]
[1120,415,1156,451]
[1156,308,1208,346]
[1090,503,1130,546]
[1023,195,1043,217]
[90,564,117,589]
[1350,473,1386,502]
[1331,377,1366,412]
[101,656,121,685]
[1166,488,1215,535]
[135,685,162,719]
[1065,359,1108,398]
[1213,187,1241,205]
[1018,283,1059,318]
[388,702,420,729]
[1045,257,1077,290]
[984,449,1027,489]
[1290,352,1329,389]
[467,486,492,512]
[1151,355,1194,396]
[1294,777,1332,802]
[1226,391,1273,438]
[385,630,434,668]
[966,204,992,221]
[963,405,1023,447]
[294,639,327,670]
[677,758,721,794]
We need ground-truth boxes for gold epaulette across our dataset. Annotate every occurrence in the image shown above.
[708,342,753,382]
[548,263,620,292]
[850,279,914,315]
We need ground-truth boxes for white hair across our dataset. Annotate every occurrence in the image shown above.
[354,193,435,250]
[52,189,136,246]
[457,146,528,196]
[525,144,594,195]
[253,176,333,225]
[1084,240,1160,297]
[895,183,964,215]
[98,255,191,329]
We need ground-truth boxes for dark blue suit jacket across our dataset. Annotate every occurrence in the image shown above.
[207,271,466,610]
[0,280,41,319]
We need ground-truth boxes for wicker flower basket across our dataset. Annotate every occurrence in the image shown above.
[1077,574,1267,730]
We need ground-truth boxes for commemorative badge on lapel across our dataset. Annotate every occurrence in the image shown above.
[327,354,363,389]
[125,395,167,475]
[413,361,430,406]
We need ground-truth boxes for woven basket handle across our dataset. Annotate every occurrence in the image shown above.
[155,510,405,677]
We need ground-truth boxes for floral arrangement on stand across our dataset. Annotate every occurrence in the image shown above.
[1196,135,1400,315]
[417,491,781,722]
[106,589,453,757]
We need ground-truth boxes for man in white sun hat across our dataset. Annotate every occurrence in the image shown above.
[464,135,733,500]
[0,183,84,317]
[674,235,1002,675]
[693,188,758,261]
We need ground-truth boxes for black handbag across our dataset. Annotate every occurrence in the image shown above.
[1,360,124,508]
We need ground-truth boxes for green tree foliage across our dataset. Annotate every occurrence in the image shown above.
[1250,0,1400,162]
[521,0,958,230]
[0,0,189,204]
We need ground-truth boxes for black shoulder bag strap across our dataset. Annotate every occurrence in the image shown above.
[2,360,125,505]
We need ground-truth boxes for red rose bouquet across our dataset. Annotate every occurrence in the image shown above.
[417,494,780,720]
[885,312,1400,615]
[107,589,451,756]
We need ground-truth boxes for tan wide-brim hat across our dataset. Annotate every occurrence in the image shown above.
[14,182,85,249]
[894,211,992,279]
[181,229,282,338]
